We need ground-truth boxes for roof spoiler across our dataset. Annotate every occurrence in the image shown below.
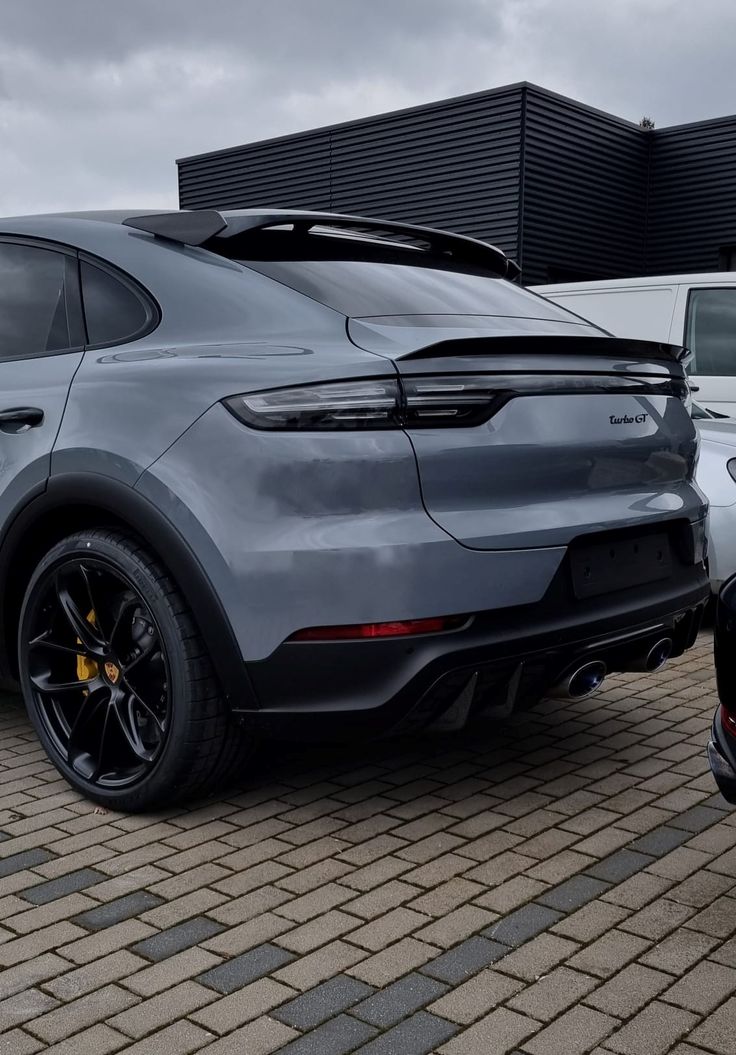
[122,208,518,279]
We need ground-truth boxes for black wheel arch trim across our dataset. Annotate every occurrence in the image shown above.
[0,473,257,711]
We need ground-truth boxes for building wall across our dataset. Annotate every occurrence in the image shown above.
[178,84,525,262]
[177,83,736,285]
[646,115,736,275]
[520,88,649,285]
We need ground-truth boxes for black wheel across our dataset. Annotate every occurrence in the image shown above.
[18,529,248,811]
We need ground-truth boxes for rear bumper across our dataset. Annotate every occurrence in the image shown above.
[708,720,736,804]
[246,559,709,734]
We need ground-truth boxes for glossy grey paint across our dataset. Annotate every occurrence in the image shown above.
[0,211,707,674]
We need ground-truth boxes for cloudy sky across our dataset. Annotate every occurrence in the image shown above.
[2,0,735,214]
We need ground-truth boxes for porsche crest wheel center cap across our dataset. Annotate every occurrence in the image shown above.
[104,661,121,685]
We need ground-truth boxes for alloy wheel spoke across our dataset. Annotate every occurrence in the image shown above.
[29,633,83,658]
[112,698,155,762]
[55,574,107,656]
[31,670,95,694]
[67,686,109,755]
[126,685,165,734]
[78,564,111,641]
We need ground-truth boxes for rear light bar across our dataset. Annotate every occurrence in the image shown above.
[721,704,736,736]
[223,374,690,431]
[289,614,469,641]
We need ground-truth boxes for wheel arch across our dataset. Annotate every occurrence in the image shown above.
[0,474,257,710]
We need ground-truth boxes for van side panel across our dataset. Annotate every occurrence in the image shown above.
[534,286,677,343]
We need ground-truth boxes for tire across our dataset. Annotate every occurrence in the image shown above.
[18,528,249,811]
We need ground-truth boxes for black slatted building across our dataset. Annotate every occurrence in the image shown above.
[177,82,736,286]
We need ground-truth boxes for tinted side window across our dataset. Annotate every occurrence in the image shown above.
[81,261,151,346]
[0,243,71,358]
[685,288,736,375]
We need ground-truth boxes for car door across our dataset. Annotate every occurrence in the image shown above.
[0,239,85,522]
[672,284,736,414]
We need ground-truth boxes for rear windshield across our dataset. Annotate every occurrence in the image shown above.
[237,234,572,320]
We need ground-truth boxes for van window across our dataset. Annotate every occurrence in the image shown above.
[685,288,736,375]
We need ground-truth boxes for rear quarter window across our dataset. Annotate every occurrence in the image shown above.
[80,260,156,346]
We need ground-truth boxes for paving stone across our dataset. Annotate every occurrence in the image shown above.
[627,826,693,857]
[71,890,164,930]
[0,1029,43,1055]
[567,929,652,979]
[551,899,630,942]
[19,868,105,905]
[619,898,695,940]
[198,943,295,994]
[639,927,720,975]
[349,907,429,952]
[585,849,655,883]
[351,972,447,1027]
[584,962,671,1017]
[123,947,223,998]
[421,935,509,984]
[507,965,598,1021]
[353,1009,458,1054]
[667,869,735,908]
[27,984,139,1044]
[437,1006,539,1054]
[274,1013,377,1055]
[536,875,611,912]
[606,1000,698,1055]
[0,988,59,1032]
[415,904,496,948]
[280,939,368,990]
[130,916,225,961]
[108,981,215,1039]
[188,1015,296,1054]
[669,805,725,833]
[46,951,146,1000]
[111,1021,211,1055]
[484,903,562,948]
[39,1024,129,1055]
[0,849,55,877]
[523,1004,618,1055]
[428,969,523,1025]
[683,895,736,938]
[687,995,736,1054]
[273,975,374,1030]
[0,953,70,1000]
[492,932,578,982]
[191,977,296,1034]
[662,959,736,1015]
[601,872,675,909]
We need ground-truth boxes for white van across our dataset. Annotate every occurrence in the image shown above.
[531,274,736,414]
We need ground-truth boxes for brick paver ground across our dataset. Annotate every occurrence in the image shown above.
[0,633,733,1054]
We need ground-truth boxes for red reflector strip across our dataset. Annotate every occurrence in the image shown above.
[289,615,468,642]
[721,704,736,736]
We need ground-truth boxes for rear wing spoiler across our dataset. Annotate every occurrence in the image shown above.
[122,208,521,280]
[396,335,691,365]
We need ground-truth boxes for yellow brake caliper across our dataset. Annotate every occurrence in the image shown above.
[76,610,99,683]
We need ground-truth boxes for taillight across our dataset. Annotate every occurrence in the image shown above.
[288,615,469,641]
[223,380,401,430]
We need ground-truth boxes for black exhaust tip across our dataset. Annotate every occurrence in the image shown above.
[646,638,673,672]
[550,660,607,701]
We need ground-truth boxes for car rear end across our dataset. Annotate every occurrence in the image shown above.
[139,218,710,734]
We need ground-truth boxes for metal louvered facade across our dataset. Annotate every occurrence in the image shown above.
[646,115,736,275]
[177,83,736,285]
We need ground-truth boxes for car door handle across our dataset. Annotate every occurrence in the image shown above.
[0,407,45,426]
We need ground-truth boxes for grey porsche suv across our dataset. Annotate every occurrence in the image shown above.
[0,208,709,810]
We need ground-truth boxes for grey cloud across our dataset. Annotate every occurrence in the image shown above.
[1,0,734,215]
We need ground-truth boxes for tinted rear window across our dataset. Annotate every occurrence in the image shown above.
[239,237,570,320]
